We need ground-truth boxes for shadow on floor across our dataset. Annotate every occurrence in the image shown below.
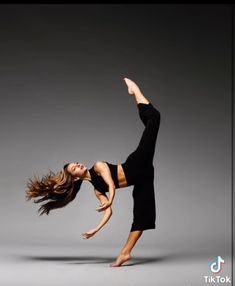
[19,254,169,266]
[15,249,221,266]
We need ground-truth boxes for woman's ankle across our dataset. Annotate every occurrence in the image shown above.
[120,250,131,256]
[135,98,150,105]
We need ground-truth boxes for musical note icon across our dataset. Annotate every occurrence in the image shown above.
[210,256,225,273]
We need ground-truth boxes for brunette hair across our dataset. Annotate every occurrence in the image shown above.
[25,164,82,216]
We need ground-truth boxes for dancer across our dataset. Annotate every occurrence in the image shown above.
[26,78,161,267]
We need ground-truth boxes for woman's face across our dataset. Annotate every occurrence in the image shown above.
[67,162,87,178]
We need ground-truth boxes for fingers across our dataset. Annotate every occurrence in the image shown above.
[96,203,108,212]
[82,232,92,239]
[96,206,108,212]
[96,207,105,212]
[82,233,87,239]
[82,229,97,239]
[96,204,104,210]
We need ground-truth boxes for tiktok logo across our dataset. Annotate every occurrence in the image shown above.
[210,256,225,274]
[203,256,231,284]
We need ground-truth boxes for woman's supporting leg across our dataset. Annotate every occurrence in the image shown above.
[110,230,143,267]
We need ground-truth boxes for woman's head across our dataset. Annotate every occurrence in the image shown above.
[26,164,83,216]
[64,162,87,179]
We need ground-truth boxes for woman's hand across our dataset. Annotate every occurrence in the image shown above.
[82,228,98,239]
[96,201,112,212]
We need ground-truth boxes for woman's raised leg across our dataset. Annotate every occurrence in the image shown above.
[123,78,161,167]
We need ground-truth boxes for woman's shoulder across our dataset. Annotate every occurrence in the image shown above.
[93,160,108,171]
[94,160,107,169]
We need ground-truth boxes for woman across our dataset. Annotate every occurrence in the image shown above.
[26,78,161,267]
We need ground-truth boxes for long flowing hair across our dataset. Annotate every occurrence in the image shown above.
[25,164,82,216]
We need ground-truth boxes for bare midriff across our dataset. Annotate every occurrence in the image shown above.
[117,164,128,188]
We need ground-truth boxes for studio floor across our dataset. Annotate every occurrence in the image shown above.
[0,242,232,286]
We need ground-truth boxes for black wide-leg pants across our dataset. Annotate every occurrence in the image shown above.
[121,103,161,232]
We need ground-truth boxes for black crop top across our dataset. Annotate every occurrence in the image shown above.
[89,162,120,195]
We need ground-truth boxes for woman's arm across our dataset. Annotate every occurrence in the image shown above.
[82,192,112,239]
[94,161,116,211]
[95,192,113,231]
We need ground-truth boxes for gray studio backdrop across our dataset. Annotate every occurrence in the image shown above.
[0,4,232,256]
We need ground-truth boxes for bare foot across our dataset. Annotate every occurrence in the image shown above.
[123,78,141,95]
[110,253,132,267]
